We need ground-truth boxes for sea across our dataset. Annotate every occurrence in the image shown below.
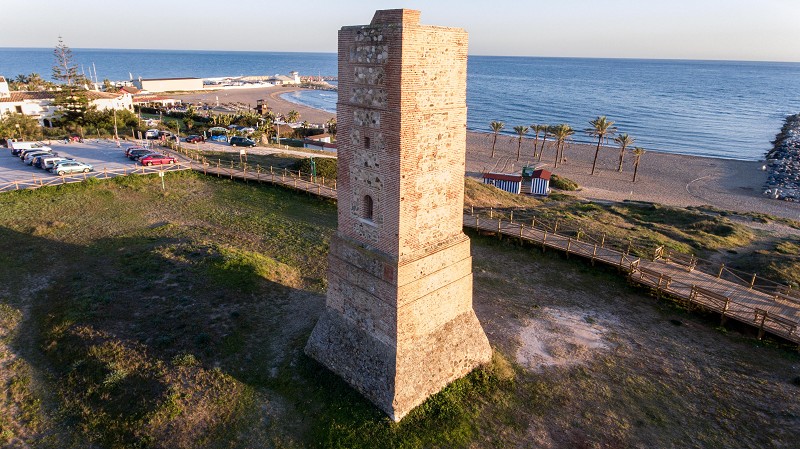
[2,48,800,161]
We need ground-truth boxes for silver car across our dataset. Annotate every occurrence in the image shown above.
[50,160,93,175]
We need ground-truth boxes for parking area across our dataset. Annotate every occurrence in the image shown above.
[1,139,161,184]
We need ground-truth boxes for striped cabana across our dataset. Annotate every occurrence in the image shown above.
[530,169,552,195]
[482,172,523,194]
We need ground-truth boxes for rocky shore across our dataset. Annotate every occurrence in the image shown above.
[765,113,800,202]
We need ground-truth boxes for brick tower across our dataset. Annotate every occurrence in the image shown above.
[305,9,492,421]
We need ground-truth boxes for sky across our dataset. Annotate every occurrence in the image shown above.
[1,0,799,62]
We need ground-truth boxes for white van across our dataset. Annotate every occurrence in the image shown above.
[9,141,47,156]
[145,129,160,139]
[41,156,69,170]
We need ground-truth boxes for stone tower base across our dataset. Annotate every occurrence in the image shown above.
[305,234,492,421]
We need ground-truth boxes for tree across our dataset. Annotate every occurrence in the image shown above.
[489,121,504,158]
[530,124,541,159]
[552,124,574,168]
[286,110,300,123]
[0,113,41,141]
[586,116,617,175]
[53,88,89,130]
[52,36,78,85]
[102,79,119,93]
[631,147,646,182]
[9,73,54,91]
[326,118,337,139]
[614,133,634,172]
[537,124,550,162]
[513,125,529,161]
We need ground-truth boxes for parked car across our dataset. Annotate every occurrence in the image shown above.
[145,129,160,139]
[229,136,256,147]
[19,147,52,159]
[24,150,55,165]
[124,146,144,157]
[184,135,205,143]
[140,154,177,166]
[32,154,62,168]
[50,160,93,175]
[158,130,173,139]
[40,156,70,170]
[127,149,154,160]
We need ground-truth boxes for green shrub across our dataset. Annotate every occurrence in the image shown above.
[551,174,578,191]
[292,157,338,179]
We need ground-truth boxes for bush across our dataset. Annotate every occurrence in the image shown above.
[292,157,337,179]
[551,174,579,191]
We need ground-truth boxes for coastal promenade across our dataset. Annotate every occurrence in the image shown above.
[183,86,800,221]
[170,149,800,347]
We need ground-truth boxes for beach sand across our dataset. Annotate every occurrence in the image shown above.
[173,87,800,221]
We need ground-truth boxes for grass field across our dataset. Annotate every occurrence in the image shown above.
[1,173,799,448]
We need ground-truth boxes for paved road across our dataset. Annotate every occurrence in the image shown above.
[1,140,157,184]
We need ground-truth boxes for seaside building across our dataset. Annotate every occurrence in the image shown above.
[133,77,203,93]
[0,76,133,127]
[305,9,491,422]
[482,172,523,194]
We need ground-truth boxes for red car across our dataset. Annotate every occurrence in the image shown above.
[140,154,177,166]
[184,135,205,143]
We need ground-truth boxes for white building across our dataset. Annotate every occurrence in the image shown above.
[133,77,203,93]
[0,76,133,127]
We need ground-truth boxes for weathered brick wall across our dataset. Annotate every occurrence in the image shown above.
[307,9,491,422]
[337,11,468,260]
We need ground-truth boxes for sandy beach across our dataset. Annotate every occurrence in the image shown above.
[173,87,800,221]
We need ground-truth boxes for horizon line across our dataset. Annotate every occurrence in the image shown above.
[1,46,798,65]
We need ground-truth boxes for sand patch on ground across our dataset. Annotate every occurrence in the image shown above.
[516,307,615,372]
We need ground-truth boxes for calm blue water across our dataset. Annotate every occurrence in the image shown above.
[2,48,799,161]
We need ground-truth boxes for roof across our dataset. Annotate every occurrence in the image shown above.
[483,173,523,182]
[305,133,331,141]
[532,169,552,180]
[120,86,141,94]
[84,91,122,100]
[0,89,124,103]
[0,91,54,103]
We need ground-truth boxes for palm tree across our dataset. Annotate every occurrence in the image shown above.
[614,133,634,172]
[552,124,574,168]
[537,124,550,161]
[286,110,300,123]
[631,147,646,182]
[513,125,529,161]
[489,121,504,158]
[586,116,617,175]
[531,124,542,159]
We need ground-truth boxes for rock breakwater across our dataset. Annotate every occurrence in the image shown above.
[765,113,800,202]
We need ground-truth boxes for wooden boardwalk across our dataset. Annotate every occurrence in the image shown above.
[462,215,800,346]
[189,158,800,346]
[15,148,795,347]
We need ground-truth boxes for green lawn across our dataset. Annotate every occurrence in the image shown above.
[1,173,798,448]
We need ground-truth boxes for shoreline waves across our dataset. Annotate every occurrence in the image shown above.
[172,86,800,221]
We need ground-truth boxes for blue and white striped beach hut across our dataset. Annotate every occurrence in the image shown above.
[530,169,552,195]
[482,173,523,194]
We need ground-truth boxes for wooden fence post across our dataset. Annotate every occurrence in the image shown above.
[750,273,757,290]
[718,263,725,279]
[601,233,606,248]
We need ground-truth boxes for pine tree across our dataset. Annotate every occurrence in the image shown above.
[52,36,78,85]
